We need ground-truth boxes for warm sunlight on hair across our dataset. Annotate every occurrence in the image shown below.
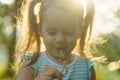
[72,0,83,5]
[34,3,41,23]
[72,0,86,17]
[72,0,86,8]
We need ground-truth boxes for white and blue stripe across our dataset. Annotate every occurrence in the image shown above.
[30,52,94,80]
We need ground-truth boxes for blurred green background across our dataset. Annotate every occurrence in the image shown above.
[0,0,120,80]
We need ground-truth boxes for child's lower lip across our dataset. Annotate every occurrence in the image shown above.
[55,47,65,52]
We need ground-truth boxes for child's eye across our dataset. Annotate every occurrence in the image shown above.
[66,32,74,36]
[47,31,56,35]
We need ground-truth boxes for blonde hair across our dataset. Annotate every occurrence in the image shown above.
[16,0,95,65]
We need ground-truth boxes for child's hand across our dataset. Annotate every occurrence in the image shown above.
[35,67,64,80]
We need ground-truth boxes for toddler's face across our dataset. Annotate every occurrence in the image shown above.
[41,5,82,58]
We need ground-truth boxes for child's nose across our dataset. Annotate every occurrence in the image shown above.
[55,34,65,43]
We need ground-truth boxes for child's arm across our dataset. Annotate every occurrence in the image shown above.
[16,62,34,80]
[91,66,96,80]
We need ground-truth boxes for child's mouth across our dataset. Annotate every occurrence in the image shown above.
[55,46,64,50]
[54,47,67,59]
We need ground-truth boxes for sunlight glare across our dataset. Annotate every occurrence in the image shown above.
[108,61,120,71]
[72,0,83,5]
[72,0,86,17]
[71,0,86,9]
[93,25,115,36]
[92,0,118,37]
[0,0,15,5]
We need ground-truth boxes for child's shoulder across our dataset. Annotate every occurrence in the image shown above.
[74,54,95,67]
[21,52,45,63]
[21,53,33,62]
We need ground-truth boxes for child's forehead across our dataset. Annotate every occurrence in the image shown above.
[40,0,84,29]
[41,0,83,14]
[42,7,82,27]
[41,8,82,32]
[40,1,84,22]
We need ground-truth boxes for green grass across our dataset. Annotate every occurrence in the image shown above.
[0,77,14,80]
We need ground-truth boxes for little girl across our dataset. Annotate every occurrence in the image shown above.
[16,0,96,80]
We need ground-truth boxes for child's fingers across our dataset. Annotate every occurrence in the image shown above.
[35,72,53,80]
[38,67,64,80]
[53,69,64,80]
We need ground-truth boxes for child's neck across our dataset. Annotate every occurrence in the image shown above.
[45,51,74,67]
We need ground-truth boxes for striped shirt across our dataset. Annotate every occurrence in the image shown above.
[27,52,94,80]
